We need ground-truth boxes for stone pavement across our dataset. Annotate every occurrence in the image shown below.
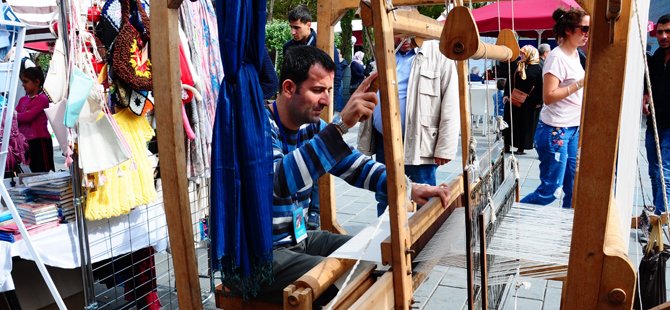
[332,121,656,309]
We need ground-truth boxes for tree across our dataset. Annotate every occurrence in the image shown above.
[340,9,354,62]
[265,20,292,70]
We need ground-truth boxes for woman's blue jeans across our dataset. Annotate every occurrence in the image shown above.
[520,121,579,209]
[645,127,670,215]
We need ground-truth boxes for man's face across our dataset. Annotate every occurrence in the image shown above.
[286,64,334,126]
[656,22,670,49]
[394,35,413,53]
[290,20,312,42]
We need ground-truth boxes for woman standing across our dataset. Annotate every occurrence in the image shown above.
[503,45,544,154]
[16,67,54,172]
[520,7,588,209]
[349,51,366,94]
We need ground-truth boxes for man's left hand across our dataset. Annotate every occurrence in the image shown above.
[434,157,450,166]
[411,183,450,207]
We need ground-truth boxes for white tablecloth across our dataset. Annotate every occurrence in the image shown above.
[10,203,168,269]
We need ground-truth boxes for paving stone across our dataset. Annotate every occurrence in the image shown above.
[502,296,544,310]
[543,287,562,310]
[414,268,448,309]
[422,285,467,310]
[341,222,368,236]
[514,277,547,301]
[439,267,468,288]
[546,280,563,289]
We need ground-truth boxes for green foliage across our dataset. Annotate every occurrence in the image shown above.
[35,53,51,72]
[340,9,354,62]
[269,0,318,23]
[418,5,445,19]
[266,20,292,52]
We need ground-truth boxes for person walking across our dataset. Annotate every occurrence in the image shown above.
[643,14,670,215]
[502,45,543,155]
[520,7,589,209]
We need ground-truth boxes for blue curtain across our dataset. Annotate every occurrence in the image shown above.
[210,0,273,298]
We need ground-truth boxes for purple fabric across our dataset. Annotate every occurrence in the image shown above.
[16,93,51,140]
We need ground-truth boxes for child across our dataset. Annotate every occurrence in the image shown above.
[493,78,506,118]
[16,66,54,172]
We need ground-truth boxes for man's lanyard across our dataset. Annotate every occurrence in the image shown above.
[272,101,291,154]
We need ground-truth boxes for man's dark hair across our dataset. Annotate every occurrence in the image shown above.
[280,45,335,93]
[288,5,312,23]
[658,14,670,26]
[20,66,44,88]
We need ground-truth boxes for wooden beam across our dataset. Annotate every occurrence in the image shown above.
[359,6,443,40]
[348,272,394,309]
[323,263,377,310]
[370,0,413,308]
[337,0,493,12]
[380,177,464,265]
[457,60,471,169]
[150,0,202,309]
[563,0,636,308]
[316,0,346,235]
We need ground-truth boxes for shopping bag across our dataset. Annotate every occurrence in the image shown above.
[634,245,670,309]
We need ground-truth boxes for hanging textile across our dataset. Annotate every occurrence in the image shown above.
[179,0,224,180]
[210,0,273,298]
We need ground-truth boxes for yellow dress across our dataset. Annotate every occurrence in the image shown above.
[85,108,157,220]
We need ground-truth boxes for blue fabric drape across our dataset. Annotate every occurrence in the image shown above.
[211,0,273,297]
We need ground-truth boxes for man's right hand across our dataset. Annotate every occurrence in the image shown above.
[339,72,379,128]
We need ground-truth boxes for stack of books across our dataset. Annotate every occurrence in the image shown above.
[7,186,33,204]
[21,172,74,223]
[17,202,59,225]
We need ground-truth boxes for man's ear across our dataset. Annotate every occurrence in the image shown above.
[281,79,297,98]
[306,21,312,29]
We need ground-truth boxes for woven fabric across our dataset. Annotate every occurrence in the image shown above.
[210,0,273,298]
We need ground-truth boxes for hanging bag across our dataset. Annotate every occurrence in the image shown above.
[111,0,152,91]
[43,24,67,103]
[77,87,132,174]
[510,86,533,108]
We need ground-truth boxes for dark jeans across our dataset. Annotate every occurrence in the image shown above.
[255,231,351,305]
[373,130,437,215]
[520,121,579,209]
[645,127,670,215]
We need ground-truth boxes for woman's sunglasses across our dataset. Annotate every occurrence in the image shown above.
[577,25,590,33]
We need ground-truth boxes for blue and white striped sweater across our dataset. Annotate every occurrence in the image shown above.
[268,108,387,246]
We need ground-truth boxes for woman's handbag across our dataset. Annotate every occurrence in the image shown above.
[510,86,534,108]
[111,0,152,91]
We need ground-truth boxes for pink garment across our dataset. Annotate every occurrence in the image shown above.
[2,115,30,169]
[16,93,51,141]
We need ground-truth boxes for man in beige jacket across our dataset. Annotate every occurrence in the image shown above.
[357,37,460,215]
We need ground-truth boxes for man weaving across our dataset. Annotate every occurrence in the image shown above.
[251,45,451,305]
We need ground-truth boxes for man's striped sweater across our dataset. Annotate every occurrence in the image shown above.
[269,108,388,246]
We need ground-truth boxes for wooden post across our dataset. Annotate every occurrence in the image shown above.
[316,0,346,235]
[457,60,471,169]
[370,0,413,308]
[150,0,203,309]
[563,0,636,308]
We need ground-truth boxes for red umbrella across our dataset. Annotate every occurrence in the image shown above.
[472,0,582,38]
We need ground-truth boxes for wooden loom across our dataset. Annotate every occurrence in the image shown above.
[210,0,640,309]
